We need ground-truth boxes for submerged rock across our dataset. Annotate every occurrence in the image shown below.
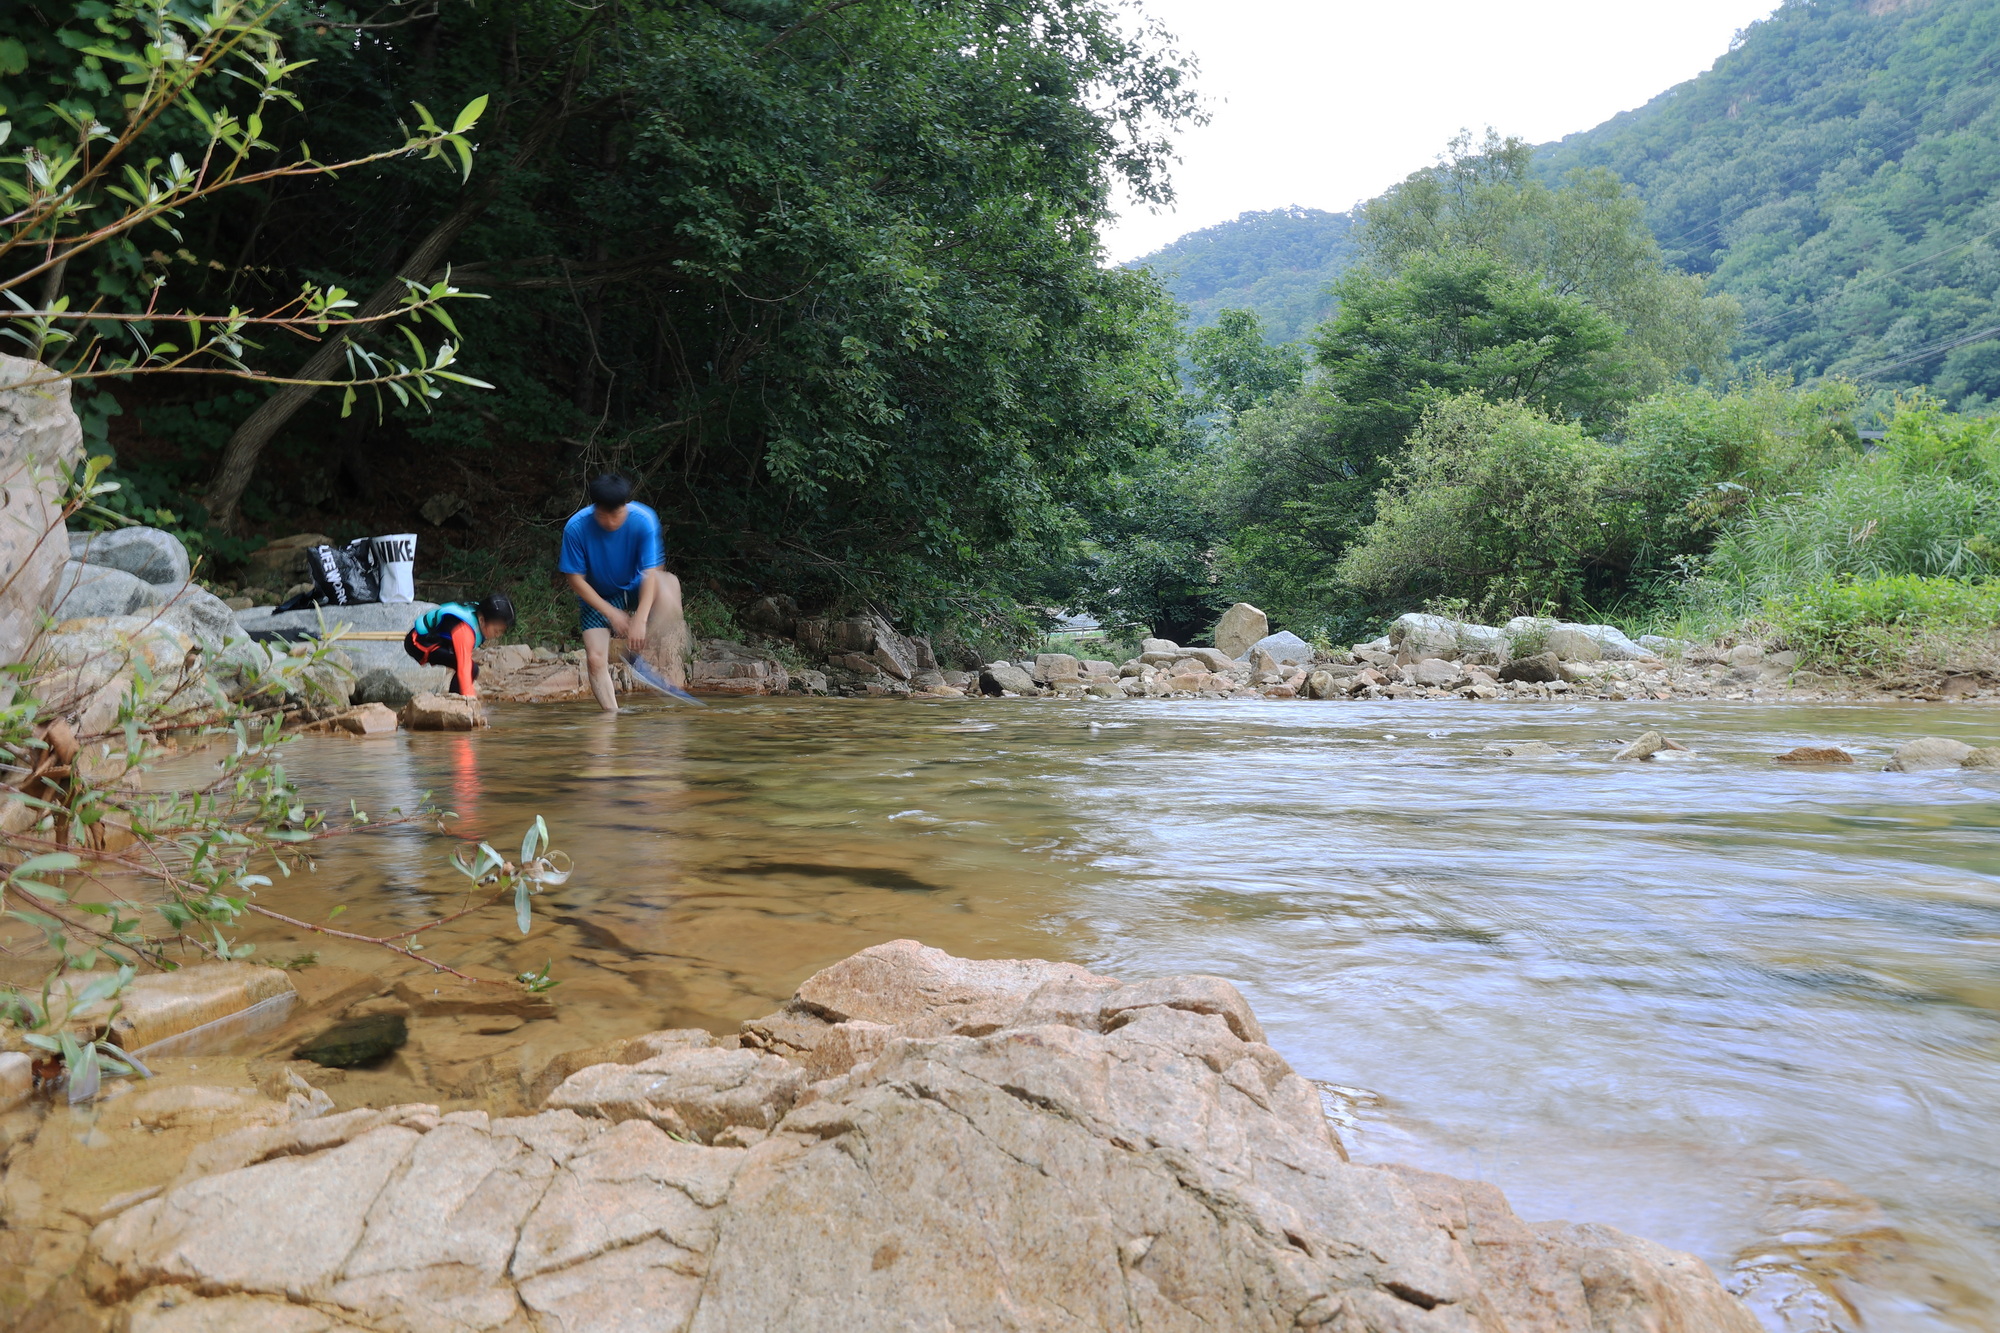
[1961,747,2000,770]
[295,1012,409,1068]
[1614,730,1667,761]
[1883,737,1975,772]
[1775,746,1856,764]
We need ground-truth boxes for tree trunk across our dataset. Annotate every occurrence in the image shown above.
[204,69,589,532]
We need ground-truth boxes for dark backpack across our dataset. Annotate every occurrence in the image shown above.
[275,539,381,611]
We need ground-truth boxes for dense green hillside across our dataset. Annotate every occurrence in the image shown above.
[1539,0,2000,409]
[1128,207,1357,342]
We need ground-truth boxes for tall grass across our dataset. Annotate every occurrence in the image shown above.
[1697,468,1992,615]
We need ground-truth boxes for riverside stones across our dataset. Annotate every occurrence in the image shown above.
[399,692,486,730]
[545,1047,808,1142]
[67,941,1760,1332]
[1544,626,1604,663]
[1212,601,1268,658]
[68,527,191,587]
[980,662,1038,695]
[1242,629,1316,665]
[1409,657,1462,688]
[688,640,790,696]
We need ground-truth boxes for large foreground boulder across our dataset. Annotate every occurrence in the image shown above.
[70,941,1757,1332]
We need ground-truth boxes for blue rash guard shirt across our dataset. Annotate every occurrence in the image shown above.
[559,503,664,600]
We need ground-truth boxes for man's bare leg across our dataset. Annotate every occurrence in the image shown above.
[638,569,690,689]
[582,627,618,712]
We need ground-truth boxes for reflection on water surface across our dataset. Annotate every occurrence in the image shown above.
[262,696,2000,1331]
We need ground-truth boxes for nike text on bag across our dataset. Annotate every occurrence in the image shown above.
[370,533,417,604]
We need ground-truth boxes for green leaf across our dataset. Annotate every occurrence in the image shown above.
[514,880,532,935]
[13,852,81,877]
[452,94,489,133]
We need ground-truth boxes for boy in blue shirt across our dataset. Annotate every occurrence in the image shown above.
[558,473,688,710]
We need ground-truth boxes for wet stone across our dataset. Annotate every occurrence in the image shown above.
[294,1013,408,1068]
[1774,746,1856,764]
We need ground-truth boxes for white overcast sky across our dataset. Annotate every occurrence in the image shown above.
[1105,0,1781,262]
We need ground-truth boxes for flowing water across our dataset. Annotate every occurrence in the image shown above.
[244,697,1998,1332]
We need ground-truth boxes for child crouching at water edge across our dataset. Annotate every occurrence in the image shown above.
[403,594,517,698]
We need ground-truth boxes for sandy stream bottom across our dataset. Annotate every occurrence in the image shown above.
[11,694,2000,1331]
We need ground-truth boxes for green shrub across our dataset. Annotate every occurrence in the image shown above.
[1767,574,2000,668]
[1335,395,1614,620]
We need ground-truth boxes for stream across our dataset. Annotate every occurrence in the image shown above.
[251,696,2000,1332]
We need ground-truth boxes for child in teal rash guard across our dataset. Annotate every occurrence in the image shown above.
[558,472,688,711]
[404,594,516,697]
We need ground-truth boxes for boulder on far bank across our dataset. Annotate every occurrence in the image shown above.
[689,639,790,696]
[1241,629,1316,665]
[352,663,446,708]
[1544,626,1603,663]
[980,661,1038,695]
[1212,601,1268,659]
[49,559,162,620]
[1498,650,1562,683]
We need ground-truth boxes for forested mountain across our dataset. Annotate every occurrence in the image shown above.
[1540,0,2000,408]
[1128,207,1357,342]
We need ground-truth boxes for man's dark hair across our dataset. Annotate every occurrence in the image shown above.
[587,473,633,510]
[476,592,517,628]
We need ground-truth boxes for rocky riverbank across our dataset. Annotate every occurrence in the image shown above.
[0,941,1760,1332]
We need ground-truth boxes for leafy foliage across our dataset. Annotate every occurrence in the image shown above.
[1334,396,1614,620]
[11,0,1199,629]
[2,0,490,401]
[1185,309,1305,417]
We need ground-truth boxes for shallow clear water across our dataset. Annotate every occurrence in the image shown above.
[260,697,2000,1331]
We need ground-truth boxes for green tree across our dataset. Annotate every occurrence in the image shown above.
[1362,129,1738,393]
[51,0,1198,627]
[1200,247,1636,631]
[1185,309,1305,418]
